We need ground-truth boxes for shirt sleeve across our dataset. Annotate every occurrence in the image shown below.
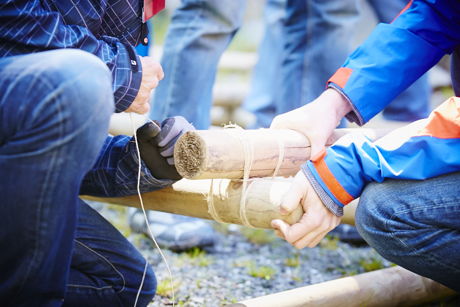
[327,0,460,125]
[304,97,460,216]
[0,0,143,112]
[80,135,174,197]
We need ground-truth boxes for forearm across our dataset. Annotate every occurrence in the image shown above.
[80,135,174,197]
[327,0,460,125]
[305,97,460,216]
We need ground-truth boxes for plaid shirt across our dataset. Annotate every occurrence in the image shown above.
[0,0,147,112]
[0,0,171,196]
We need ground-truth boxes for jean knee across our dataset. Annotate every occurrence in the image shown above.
[34,50,114,132]
[355,182,393,245]
[123,264,157,307]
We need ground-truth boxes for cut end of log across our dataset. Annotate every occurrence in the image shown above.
[174,131,206,179]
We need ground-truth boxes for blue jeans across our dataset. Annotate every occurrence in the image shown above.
[356,173,460,291]
[280,0,360,127]
[0,50,155,306]
[150,0,246,129]
[242,0,286,129]
[367,0,430,121]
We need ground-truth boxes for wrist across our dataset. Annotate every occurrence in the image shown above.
[323,88,352,119]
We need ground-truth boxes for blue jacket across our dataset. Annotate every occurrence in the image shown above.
[305,0,460,216]
[0,0,148,112]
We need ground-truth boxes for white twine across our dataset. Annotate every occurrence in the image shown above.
[130,115,175,307]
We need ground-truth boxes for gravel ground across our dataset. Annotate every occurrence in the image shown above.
[94,202,441,307]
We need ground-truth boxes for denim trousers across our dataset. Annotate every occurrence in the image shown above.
[0,50,155,306]
[356,172,460,291]
[241,0,286,129]
[150,0,246,129]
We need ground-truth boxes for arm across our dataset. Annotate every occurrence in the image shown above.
[80,116,194,197]
[306,97,460,216]
[272,0,460,151]
[80,135,174,197]
[330,0,460,125]
[0,0,142,112]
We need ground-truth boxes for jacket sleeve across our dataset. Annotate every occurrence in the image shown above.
[304,97,460,216]
[0,0,142,112]
[80,135,174,197]
[328,0,460,125]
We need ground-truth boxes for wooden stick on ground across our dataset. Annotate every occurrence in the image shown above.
[232,266,456,307]
[84,178,357,228]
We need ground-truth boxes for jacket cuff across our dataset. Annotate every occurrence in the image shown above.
[302,164,343,217]
[113,44,143,112]
[327,83,365,126]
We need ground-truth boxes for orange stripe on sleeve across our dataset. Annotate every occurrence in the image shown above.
[417,97,460,139]
[312,152,354,205]
[328,67,353,89]
[391,0,413,23]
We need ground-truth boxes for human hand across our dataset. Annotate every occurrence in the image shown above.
[271,171,341,249]
[126,56,164,114]
[270,89,351,157]
[136,116,194,179]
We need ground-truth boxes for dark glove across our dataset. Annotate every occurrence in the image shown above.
[136,116,194,180]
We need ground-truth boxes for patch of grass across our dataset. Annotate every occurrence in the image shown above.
[221,297,238,304]
[359,257,385,272]
[440,86,455,99]
[319,235,339,250]
[156,278,181,298]
[284,254,300,267]
[292,275,303,282]
[180,247,213,267]
[240,227,276,245]
[338,268,358,277]
[247,264,276,280]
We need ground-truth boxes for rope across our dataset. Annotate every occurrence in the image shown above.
[130,115,175,307]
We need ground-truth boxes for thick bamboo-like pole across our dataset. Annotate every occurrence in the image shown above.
[174,128,310,179]
[233,266,456,307]
[84,178,306,228]
[174,128,387,180]
[84,178,357,228]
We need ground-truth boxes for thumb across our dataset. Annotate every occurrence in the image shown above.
[309,138,326,160]
[280,173,306,215]
[136,122,161,142]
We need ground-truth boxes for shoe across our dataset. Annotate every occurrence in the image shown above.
[329,224,367,245]
[128,209,217,252]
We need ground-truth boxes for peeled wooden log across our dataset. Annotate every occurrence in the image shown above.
[174,128,387,180]
[83,178,357,228]
[84,178,301,228]
[234,266,456,307]
[174,128,310,180]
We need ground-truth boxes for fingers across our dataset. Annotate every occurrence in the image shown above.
[279,172,307,215]
[158,116,194,147]
[125,100,150,114]
[136,122,161,141]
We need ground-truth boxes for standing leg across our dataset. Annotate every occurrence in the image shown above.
[150,0,246,129]
[280,0,359,119]
[241,0,286,128]
[356,173,460,291]
[0,50,113,306]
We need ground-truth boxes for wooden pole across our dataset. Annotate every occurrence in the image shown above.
[232,266,456,307]
[174,128,388,180]
[83,178,358,229]
[174,128,310,179]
